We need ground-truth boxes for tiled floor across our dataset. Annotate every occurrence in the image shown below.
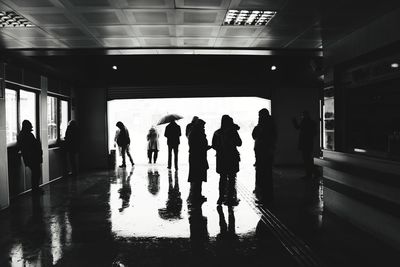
[0,163,398,266]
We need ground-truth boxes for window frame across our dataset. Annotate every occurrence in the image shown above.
[5,85,39,148]
[47,93,70,147]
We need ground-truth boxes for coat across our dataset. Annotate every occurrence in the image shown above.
[188,128,209,182]
[65,124,79,153]
[164,122,181,147]
[252,116,276,157]
[147,129,159,151]
[212,126,241,175]
[17,130,43,167]
[115,126,131,147]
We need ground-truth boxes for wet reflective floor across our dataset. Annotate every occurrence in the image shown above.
[1,164,399,267]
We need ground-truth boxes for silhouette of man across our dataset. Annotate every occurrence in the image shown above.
[252,108,276,204]
[115,121,134,168]
[17,120,43,195]
[185,116,199,139]
[164,120,181,170]
[292,110,317,179]
[65,120,79,176]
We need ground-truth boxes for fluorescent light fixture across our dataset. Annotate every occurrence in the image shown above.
[391,62,399,68]
[354,148,367,153]
[0,11,34,27]
[271,65,277,71]
[112,65,117,70]
[224,10,277,26]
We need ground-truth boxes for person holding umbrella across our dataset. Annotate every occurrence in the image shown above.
[161,115,182,170]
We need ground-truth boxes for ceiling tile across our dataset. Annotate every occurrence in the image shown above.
[25,13,73,26]
[139,37,176,47]
[176,10,226,25]
[252,38,288,48]
[215,38,253,47]
[46,27,89,38]
[229,0,286,10]
[64,0,114,7]
[126,10,175,24]
[102,38,140,47]
[89,25,133,37]
[176,25,220,37]
[25,38,67,48]
[80,11,123,24]
[122,0,174,8]
[0,27,51,38]
[2,0,55,8]
[175,0,231,9]
[219,26,264,37]
[0,37,29,48]
[63,39,100,47]
[287,39,322,49]
[177,38,215,47]
[134,26,175,36]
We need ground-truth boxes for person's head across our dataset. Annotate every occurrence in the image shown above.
[221,115,233,129]
[116,121,124,129]
[259,108,270,119]
[194,119,205,131]
[21,120,33,132]
[192,116,199,123]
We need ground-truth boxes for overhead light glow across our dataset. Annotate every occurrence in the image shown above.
[391,62,399,68]
[0,11,34,27]
[224,10,277,26]
[271,65,277,71]
[112,65,117,70]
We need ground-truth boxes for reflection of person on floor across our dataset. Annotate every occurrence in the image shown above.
[188,119,211,204]
[212,115,242,206]
[164,120,181,170]
[147,167,160,196]
[115,121,134,168]
[252,108,276,204]
[158,171,182,220]
[292,110,317,179]
[65,120,79,177]
[17,120,44,195]
[189,203,209,241]
[217,205,237,240]
[147,126,159,164]
[118,168,133,212]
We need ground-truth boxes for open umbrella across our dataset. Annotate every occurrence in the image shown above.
[157,114,183,125]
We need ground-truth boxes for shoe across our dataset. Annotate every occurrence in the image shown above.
[119,164,126,168]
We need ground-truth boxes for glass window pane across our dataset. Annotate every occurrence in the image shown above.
[60,100,68,140]
[19,90,37,137]
[5,89,17,144]
[47,96,58,141]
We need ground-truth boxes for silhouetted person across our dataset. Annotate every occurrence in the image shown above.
[17,120,43,195]
[65,120,79,177]
[292,110,317,179]
[147,167,160,196]
[115,121,134,168]
[147,126,159,164]
[158,171,182,220]
[118,168,133,212]
[188,119,211,204]
[164,120,181,170]
[212,115,242,206]
[252,108,277,204]
[185,116,199,139]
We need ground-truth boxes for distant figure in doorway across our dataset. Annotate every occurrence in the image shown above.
[17,120,44,195]
[185,116,199,139]
[188,119,211,204]
[212,115,242,206]
[115,121,134,168]
[164,120,181,170]
[147,126,159,164]
[292,110,317,179]
[65,120,79,177]
[252,108,276,204]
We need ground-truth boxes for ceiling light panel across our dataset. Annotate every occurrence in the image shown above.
[0,11,34,27]
[224,10,277,26]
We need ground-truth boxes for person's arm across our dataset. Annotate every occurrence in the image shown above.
[252,126,258,140]
[235,131,242,147]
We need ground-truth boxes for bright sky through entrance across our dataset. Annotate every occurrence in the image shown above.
[108,97,271,166]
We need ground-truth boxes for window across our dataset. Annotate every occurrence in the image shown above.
[5,89,17,144]
[19,90,37,137]
[60,100,68,140]
[47,96,58,141]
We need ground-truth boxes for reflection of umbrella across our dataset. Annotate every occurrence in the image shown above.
[157,114,183,125]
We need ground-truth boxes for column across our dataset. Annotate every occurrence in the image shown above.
[0,62,9,209]
[40,76,49,184]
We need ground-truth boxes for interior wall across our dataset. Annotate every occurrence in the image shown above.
[273,87,320,165]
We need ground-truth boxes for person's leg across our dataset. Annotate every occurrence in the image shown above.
[218,174,227,204]
[153,150,158,163]
[30,164,42,194]
[69,152,77,176]
[126,146,134,165]
[148,150,152,163]
[120,146,127,167]
[227,174,238,203]
[167,146,172,169]
[173,146,178,170]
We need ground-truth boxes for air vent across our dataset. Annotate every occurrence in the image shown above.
[224,10,276,26]
[0,11,34,27]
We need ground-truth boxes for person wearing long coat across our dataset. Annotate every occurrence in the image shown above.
[252,108,277,203]
[65,120,79,176]
[147,127,159,164]
[17,120,43,195]
[188,119,210,203]
[212,115,242,206]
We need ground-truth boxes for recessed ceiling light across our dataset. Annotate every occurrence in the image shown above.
[224,10,277,26]
[0,11,34,27]
[271,65,277,71]
[391,62,399,68]
[112,65,117,70]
